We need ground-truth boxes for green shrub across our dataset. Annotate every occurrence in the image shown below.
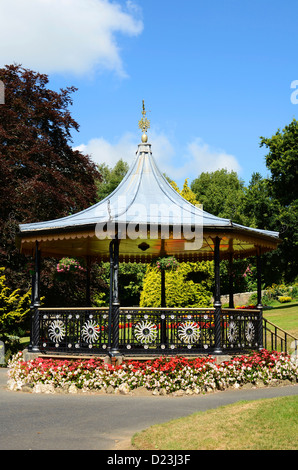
[93,262,147,307]
[0,267,31,363]
[290,283,298,299]
[140,261,213,308]
[0,267,31,336]
[266,283,290,300]
[248,292,273,306]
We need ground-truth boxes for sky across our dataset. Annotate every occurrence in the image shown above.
[1,0,298,189]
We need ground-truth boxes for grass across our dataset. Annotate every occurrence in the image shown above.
[130,300,298,452]
[131,395,298,450]
[20,337,30,346]
[263,301,298,338]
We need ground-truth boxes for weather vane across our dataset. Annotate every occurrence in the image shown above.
[138,100,150,141]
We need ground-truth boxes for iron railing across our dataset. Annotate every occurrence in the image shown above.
[36,306,262,355]
[38,307,110,355]
[263,317,298,356]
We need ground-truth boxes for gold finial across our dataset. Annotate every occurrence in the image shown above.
[138,100,150,142]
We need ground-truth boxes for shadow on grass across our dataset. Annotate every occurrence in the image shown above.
[268,302,298,311]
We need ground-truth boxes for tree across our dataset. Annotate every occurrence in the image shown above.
[0,64,101,292]
[260,119,298,206]
[190,169,245,223]
[0,64,100,223]
[236,172,281,285]
[171,178,200,205]
[240,173,278,229]
[96,159,129,201]
[93,262,147,307]
[259,120,298,283]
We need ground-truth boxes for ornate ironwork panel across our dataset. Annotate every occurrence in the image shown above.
[118,308,216,354]
[37,307,261,355]
[221,310,260,351]
[39,308,110,354]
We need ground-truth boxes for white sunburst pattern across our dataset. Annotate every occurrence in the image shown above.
[245,321,255,343]
[81,320,100,344]
[178,321,200,344]
[134,320,158,344]
[48,320,66,343]
[227,321,238,344]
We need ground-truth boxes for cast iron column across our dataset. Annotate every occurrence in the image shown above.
[28,258,36,351]
[256,249,264,350]
[161,268,167,345]
[32,241,41,352]
[110,236,120,357]
[228,252,234,308]
[108,240,114,351]
[213,236,222,354]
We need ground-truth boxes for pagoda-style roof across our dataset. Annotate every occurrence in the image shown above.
[18,108,280,262]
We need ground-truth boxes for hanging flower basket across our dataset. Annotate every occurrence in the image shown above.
[151,256,179,271]
[56,258,86,275]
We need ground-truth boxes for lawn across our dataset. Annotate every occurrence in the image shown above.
[263,301,298,338]
[129,301,298,451]
[131,395,298,450]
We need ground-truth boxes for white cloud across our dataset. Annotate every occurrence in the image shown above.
[150,134,241,183]
[146,131,176,176]
[76,132,241,187]
[75,131,177,173]
[0,0,143,76]
[184,138,242,175]
[74,133,138,167]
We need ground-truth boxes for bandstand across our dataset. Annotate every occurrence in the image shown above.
[17,104,281,359]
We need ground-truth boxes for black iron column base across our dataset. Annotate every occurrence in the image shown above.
[110,299,120,357]
[108,350,122,358]
[257,306,264,352]
[31,306,40,353]
[213,348,223,355]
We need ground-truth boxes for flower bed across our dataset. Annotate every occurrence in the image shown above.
[7,350,298,395]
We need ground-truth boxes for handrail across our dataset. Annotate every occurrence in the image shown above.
[120,307,215,311]
[263,317,298,338]
[38,306,216,312]
[222,308,261,313]
[263,316,298,355]
[39,306,265,312]
[39,307,108,311]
